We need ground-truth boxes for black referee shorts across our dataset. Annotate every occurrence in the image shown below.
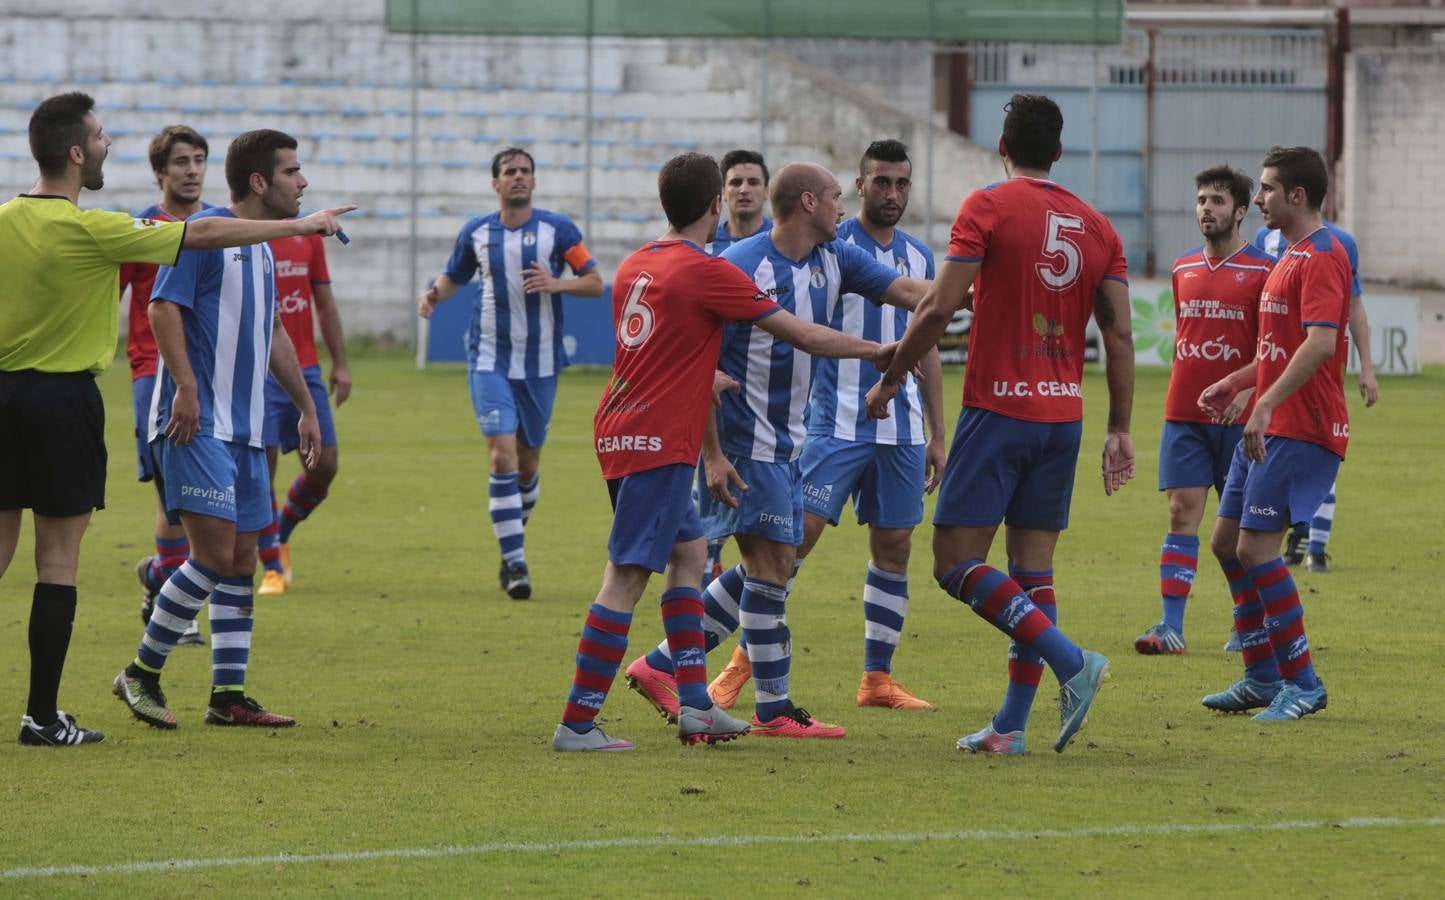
[0,370,107,516]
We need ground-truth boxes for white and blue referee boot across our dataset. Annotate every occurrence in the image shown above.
[1252,682,1328,721]
[1201,675,1282,712]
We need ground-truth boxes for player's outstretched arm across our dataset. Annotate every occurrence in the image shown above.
[148,301,200,446]
[1348,293,1379,406]
[1095,279,1136,496]
[1241,325,1337,462]
[757,309,880,361]
[268,324,322,471]
[865,258,979,420]
[879,277,931,311]
[418,274,462,319]
[182,206,356,250]
[313,281,351,406]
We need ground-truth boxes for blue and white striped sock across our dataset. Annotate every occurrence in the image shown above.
[488,471,525,564]
[519,474,540,526]
[135,559,218,673]
[1309,483,1336,556]
[209,576,255,690]
[740,577,790,721]
[862,562,908,673]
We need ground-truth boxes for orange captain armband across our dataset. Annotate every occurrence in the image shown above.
[563,242,596,274]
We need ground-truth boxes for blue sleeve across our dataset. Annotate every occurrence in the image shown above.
[838,240,899,303]
[1341,233,1362,297]
[150,249,210,310]
[1249,225,1270,252]
[443,221,479,285]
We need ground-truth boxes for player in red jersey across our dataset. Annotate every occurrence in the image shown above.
[255,232,350,596]
[121,125,211,642]
[1133,165,1274,656]
[1197,146,1351,722]
[552,152,897,751]
[866,94,1135,755]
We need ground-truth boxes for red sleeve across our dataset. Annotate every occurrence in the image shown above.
[1106,227,1129,283]
[700,258,780,323]
[1170,269,1181,316]
[118,262,135,299]
[946,190,995,262]
[1299,249,1350,327]
[309,235,331,284]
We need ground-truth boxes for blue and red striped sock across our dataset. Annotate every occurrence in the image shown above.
[1222,558,1279,682]
[257,490,283,574]
[660,588,710,709]
[646,563,744,674]
[993,565,1057,734]
[1160,532,1199,635]
[939,560,1083,683]
[153,535,189,583]
[562,604,632,734]
[278,473,328,544]
[1249,558,1322,690]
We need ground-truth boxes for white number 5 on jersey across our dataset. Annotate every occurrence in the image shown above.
[618,272,656,349]
[1036,211,1086,291]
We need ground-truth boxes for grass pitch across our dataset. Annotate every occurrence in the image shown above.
[2,354,1443,898]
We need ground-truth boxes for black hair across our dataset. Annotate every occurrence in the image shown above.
[1261,146,1328,211]
[860,139,910,176]
[1194,164,1253,211]
[1001,94,1063,172]
[658,152,723,229]
[29,91,96,177]
[491,146,535,179]
[225,129,298,202]
[719,149,769,186]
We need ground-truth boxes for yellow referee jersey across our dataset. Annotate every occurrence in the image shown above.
[0,195,186,374]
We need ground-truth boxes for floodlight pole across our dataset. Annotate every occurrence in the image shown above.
[410,1,425,371]
[584,0,595,239]
[925,1,936,247]
[1089,44,1100,206]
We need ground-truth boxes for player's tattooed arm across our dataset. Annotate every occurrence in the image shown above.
[1095,279,1135,495]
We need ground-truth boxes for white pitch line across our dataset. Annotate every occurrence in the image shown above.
[5,816,1443,880]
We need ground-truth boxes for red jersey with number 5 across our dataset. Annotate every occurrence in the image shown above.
[1255,226,1352,459]
[947,177,1128,423]
[595,240,780,480]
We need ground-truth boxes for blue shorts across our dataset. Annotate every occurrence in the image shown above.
[607,464,704,573]
[704,454,804,546]
[132,375,156,482]
[1158,420,1243,494]
[799,435,925,529]
[1217,437,1341,533]
[263,366,338,453]
[934,407,1083,531]
[152,436,272,532]
[694,462,731,542]
[468,370,557,448]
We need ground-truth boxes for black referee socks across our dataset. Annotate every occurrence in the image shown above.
[26,582,77,726]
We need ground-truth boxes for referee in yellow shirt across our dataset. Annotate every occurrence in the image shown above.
[0,92,354,746]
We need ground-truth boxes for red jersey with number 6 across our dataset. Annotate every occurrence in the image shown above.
[1255,226,1352,459]
[595,240,780,480]
[947,177,1128,423]
[1165,244,1273,423]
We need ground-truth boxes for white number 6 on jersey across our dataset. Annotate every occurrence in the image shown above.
[1036,211,1086,291]
[618,272,656,349]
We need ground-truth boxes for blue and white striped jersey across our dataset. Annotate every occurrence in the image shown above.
[444,208,596,378]
[148,207,277,449]
[709,216,771,257]
[717,231,900,463]
[1253,221,1361,296]
[809,218,934,445]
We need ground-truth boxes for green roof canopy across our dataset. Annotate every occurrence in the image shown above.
[387,0,1122,44]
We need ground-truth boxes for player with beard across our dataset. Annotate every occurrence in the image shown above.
[1133,165,1273,656]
